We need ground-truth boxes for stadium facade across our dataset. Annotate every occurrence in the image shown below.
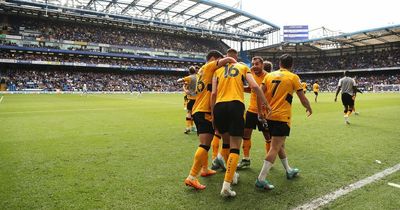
[0,0,399,92]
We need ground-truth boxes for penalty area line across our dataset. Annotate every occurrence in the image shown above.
[293,163,400,210]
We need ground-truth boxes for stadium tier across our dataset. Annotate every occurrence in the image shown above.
[1,14,229,53]
[1,1,399,93]
[1,68,181,92]
[258,48,400,73]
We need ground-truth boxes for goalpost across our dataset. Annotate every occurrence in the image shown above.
[372,84,400,92]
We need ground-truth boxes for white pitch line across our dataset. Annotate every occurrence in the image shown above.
[388,182,400,189]
[0,96,3,103]
[293,163,400,210]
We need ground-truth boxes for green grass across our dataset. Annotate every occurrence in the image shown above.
[0,93,399,209]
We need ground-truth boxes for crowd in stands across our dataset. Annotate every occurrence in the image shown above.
[2,15,228,53]
[264,48,400,72]
[1,67,399,92]
[0,69,182,92]
[0,51,199,69]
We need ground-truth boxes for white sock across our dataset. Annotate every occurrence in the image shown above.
[280,158,292,172]
[188,175,196,180]
[222,181,231,189]
[258,160,273,181]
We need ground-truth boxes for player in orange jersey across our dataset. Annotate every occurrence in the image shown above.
[184,50,236,190]
[255,54,312,190]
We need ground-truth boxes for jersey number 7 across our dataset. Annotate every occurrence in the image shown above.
[271,80,281,97]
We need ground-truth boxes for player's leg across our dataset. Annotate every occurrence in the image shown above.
[260,120,271,155]
[277,143,299,179]
[238,111,256,169]
[220,101,244,197]
[211,132,229,171]
[342,94,350,124]
[262,130,271,154]
[238,128,252,169]
[184,111,192,134]
[184,113,215,189]
[211,132,221,160]
[221,136,241,197]
[187,100,196,132]
[255,135,284,190]
[256,120,290,190]
[347,95,355,117]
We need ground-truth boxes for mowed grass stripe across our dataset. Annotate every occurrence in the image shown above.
[0,93,399,209]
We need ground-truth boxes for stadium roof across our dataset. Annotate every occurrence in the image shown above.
[249,24,400,54]
[1,0,280,41]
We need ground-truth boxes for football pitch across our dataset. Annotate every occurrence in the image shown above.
[0,93,399,209]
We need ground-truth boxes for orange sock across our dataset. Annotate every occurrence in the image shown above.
[211,134,221,160]
[189,146,209,177]
[224,151,240,183]
[202,153,209,172]
[242,138,251,158]
[221,144,230,163]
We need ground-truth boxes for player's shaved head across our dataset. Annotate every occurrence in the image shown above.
[226,48,238,60]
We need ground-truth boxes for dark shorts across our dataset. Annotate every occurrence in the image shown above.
[314,91,318,96]
[193,112,214,135]
[267,120,291,137]
[187,99,195,111]
[214,101,245,137]
[341,93,354,107]
[245,111,267,132]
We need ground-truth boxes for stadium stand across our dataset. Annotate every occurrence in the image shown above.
[2,15,228,53]
[0,68,182,92]
[0,0,399,93]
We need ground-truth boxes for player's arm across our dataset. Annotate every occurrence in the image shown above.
[216,57,236,68]
[335,86,341,102]
[246,73,270,119]
[210,76,218,119]
[244,66,255,93]
[257,83,268,115]
[296,90,312,117]
[353,86,358,97]
[335,79,342,102]
[352,79,358,96]
[177,78,184,83]
[183,83,190,95]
